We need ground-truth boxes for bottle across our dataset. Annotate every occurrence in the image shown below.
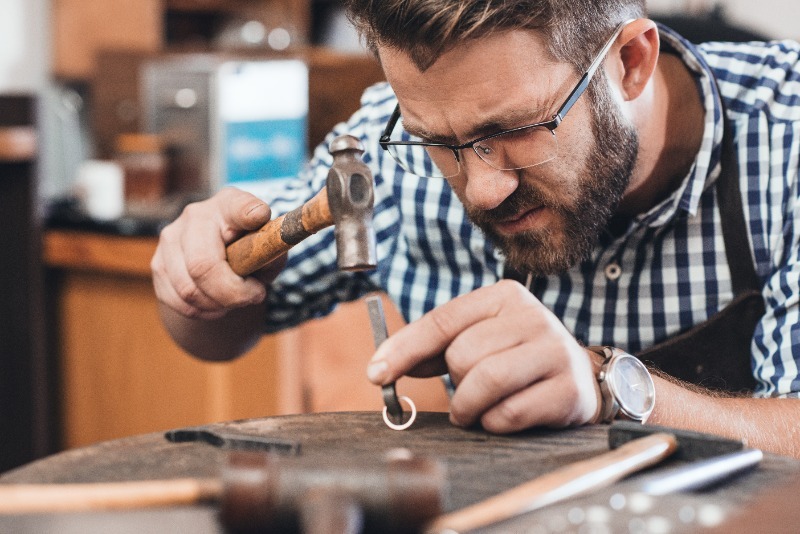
[115,133,168,205]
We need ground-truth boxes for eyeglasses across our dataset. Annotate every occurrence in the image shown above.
[379,19,635,178]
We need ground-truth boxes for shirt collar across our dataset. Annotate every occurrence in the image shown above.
[636,24,725,228]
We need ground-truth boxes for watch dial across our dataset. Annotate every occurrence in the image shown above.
[612,355,655,416]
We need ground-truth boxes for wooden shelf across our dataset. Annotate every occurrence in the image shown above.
[44,230,157,277]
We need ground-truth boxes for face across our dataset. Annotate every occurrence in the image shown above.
[380,31,639,276]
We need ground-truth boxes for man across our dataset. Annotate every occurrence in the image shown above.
[152,1,800,457]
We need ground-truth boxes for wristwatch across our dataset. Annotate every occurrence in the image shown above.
[587,346,655,424]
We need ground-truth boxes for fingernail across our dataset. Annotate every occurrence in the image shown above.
[449,413,463,427]
[367,360,388,383]
[245,203,268,217]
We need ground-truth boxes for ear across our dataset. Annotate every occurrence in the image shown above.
[611,19,660,101]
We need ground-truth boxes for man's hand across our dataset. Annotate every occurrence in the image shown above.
[366,280,601,433]
[151,187,275,321]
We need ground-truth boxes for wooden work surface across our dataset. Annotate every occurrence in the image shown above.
[2,412,799,533]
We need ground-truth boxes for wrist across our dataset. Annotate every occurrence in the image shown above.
[585,348,606,425]
[587,346,656,424]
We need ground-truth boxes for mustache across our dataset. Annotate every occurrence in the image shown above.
[466,181,555,225]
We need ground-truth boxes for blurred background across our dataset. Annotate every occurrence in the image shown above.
[0,0,797,474]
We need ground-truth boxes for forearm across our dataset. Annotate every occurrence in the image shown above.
[647,376,800,458]
[159,302,267,361]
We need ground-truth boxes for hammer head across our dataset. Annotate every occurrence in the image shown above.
[327,135,378,271]
[609,421,744,461]
[220,451,446,533]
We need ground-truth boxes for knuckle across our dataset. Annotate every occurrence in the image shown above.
[476,360,507,394]
[495,278,524,297]
[486,401,526,433]
[427,308,459,341]
[150,254,163,277]
[181,201,207,221]
[175,279,204,305]
[185,256,218,283]
[443,347,466,382]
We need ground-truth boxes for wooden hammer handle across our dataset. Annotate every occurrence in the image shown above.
[0,478,222,514]
[427,432,678,533]
[226,187,334,277]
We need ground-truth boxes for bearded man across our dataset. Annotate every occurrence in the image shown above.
[152,1,800,457]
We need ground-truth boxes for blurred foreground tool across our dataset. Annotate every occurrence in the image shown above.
[0,451,445,534]
[428,422,748,533]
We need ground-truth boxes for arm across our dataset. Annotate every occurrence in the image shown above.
[151,187,281,361]
[648,378,800,458]
[366,279,800,458]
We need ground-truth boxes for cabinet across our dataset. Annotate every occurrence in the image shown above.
[44,231,449,449]
[52,0,163,80]
[52,0,312,80]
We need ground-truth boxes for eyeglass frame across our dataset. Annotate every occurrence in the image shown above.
[378,19,636,177]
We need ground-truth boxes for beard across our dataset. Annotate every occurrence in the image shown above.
[464,78,639,276]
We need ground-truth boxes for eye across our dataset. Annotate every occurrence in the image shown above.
[475,144,493,155]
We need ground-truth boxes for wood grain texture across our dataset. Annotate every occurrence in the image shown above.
[55,270,285,448]
[3,412,799,534]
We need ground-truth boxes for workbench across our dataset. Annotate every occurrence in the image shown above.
[1,412,798,533]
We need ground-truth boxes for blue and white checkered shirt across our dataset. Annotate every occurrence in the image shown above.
[262,26,800,399]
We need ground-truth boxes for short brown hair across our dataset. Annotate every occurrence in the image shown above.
[345,0,647,71]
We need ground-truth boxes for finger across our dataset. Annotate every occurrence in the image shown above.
[368,280,533,384]
[478,373,597,433]
[214,187,272,241]
[152,263,226,321]
[405,354,449,378]
[152,224,227,311]
[443,313,535,385]
[448,342,551,428]
[176,206,267,308]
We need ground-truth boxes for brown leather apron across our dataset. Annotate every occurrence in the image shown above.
[637,119,764,392]
[507,118,765,393]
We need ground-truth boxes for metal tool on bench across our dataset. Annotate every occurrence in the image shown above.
[225,134,377,276]
[164,426,302,455]
[609,420,761,495]
[366,294,417,431]
[0,451,446,534]
[426,423,751,533]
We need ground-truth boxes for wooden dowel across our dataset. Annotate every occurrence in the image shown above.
[0,478,223,514]
[226,187,333,276]
[427,433,678,533]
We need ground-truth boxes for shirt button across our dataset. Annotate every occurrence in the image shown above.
[604,262,622,281]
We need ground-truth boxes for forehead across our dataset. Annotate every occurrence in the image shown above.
[379,30,575,139]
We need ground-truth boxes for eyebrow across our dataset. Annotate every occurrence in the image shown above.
[401,102,554,145]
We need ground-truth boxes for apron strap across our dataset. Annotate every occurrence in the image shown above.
[717,116,761,294]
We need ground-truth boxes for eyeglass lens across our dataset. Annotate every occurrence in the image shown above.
[386,125,558,178]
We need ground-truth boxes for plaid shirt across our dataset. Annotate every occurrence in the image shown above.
[263,26,800,398]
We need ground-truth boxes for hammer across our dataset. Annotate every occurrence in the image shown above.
[0,451,445,534]
[225,135,377,277]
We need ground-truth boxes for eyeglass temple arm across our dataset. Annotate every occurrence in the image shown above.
[380,105,402,144]
[554,19,635,122]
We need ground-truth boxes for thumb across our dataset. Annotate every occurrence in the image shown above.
[217,187,272,236]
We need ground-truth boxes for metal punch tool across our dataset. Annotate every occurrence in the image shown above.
[366,295,417,430]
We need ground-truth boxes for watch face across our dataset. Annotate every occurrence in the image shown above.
[609,354,655,418]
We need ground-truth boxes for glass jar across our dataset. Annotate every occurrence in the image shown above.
[115,133,168,204]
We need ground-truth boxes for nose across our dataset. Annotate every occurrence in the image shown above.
[456,152,519,210]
